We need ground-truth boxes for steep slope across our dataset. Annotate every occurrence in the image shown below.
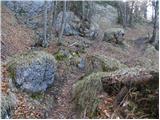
[1,5,35,61]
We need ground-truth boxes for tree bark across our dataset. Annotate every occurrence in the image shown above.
[82,0,85,20]
[58,0,66,45]
[129,1,135,26]
[150,0,159,44]
[48,1,54,41]
[102,68,158,90]
[52,0,57,26]
[43,1,48,47]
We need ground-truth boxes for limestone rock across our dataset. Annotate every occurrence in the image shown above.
[7,51,57,93]
[91,3,118,31]
[103,28,125,43]
[84,54,127,74]
[55,11,80,36]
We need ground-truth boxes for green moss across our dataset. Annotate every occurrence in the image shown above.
[6,50,56,79]
[86,54,127,73]
[55,52,66,61]
[7,64,16,80]
[72,72,108,118]
[54,49,82,61]
[31,93,44,100]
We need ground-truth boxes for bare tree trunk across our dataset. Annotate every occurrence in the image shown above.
[150,0,159,44]
[52,0,57,26]
[43,1,48,47]
[102,69,158,90]
[118,1,126,28]
[129,1,135,26]
[58,0,66,45]
[144,4,147,19]
[48,1,54,41]
[82,0,85,20]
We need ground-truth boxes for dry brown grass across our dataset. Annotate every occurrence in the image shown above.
[1,5,35,61]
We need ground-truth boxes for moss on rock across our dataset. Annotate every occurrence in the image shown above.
[84,54,127,74]
[72,72,108,118]
[6,50,57,93]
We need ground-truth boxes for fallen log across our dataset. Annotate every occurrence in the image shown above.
[101,67,159,89]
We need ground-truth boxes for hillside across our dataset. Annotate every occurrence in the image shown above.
[1,1,159,119]
[1,6,35,61]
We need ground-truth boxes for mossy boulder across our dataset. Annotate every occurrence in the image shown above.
[103,28,125,43]
[7,51,57,93]
[133,45,159,72]
[72,72,107,118]
[72,67,158,118]
[84,54,127,74]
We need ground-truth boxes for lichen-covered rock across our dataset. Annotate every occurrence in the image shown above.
[84,54,127,74]
[103,28,125,43]
[55,11,80,36]
[7,51,57,93]
[91,3,118,31]
[72,72,106,117]
[136,45,159,72]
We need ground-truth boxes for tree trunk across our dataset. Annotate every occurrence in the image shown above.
[129,1,135,26]
[102,68,158,91]
[43,1,48,47]
[58,0,66,45]
[144,4,147,19]
[82,0,85,20]
[48,1,54,41]
[52,0,57,26]
[118,1,126,28]
[150,0,159,44]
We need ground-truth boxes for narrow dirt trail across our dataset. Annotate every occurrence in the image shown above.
[48,70,83,119]
[47,31,152,119]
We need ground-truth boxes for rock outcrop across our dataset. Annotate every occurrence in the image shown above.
[7,51,57,93]
[103,28,125,43]
[91,3,118,31]
[83,54,127,73]
[55,11,81,36]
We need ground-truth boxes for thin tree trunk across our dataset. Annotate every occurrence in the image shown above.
[102,69,158,90]
[129,1,135,26]
[58,0,66,45]
[82,0,85,20]
[48,1,54,41]
[150,0,159,44]
[118,2,126,28]
[43,1,48,47]
[144,4,147,19]
[52,0,57,26]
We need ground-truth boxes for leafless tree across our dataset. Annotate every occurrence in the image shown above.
[42,1,48,47]
[52,0,57,26]
[58,0,66,45]
[48,1,54,41]
[150,0,159,46]
[82,0,85,20]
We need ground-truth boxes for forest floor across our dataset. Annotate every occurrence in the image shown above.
[1,6,158,119]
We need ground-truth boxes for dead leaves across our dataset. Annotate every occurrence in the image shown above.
[97,94,115,119]
[12,93,44,119]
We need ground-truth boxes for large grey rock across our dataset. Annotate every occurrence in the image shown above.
[55,11,81,36]
[103,28,125,43]
[5,1,49,29]
[5,1,45,17]
[91,3,118,31]
[7,51,57,93]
